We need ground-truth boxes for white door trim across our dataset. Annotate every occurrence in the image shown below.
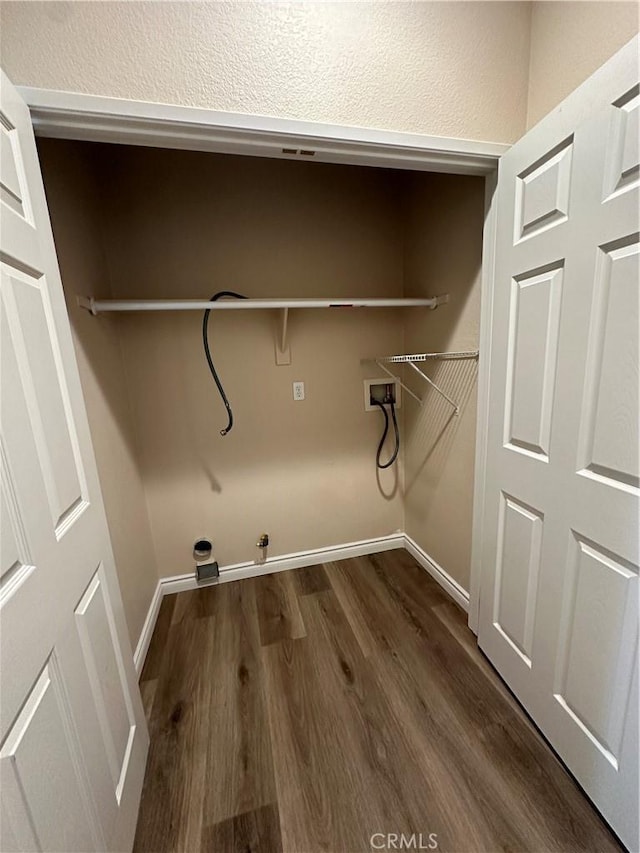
[468,167,499,634]
[19,86,507,175]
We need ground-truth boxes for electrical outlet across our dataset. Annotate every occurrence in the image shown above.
[293,381,305,401]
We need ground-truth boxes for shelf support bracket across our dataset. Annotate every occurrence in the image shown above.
[374,361,422,405]
[429,294,450,310]
[77,295,98,315]
[275,307,291,365]
[406,360,459,413]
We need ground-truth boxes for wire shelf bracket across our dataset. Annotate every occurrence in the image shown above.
[363,350,479,415]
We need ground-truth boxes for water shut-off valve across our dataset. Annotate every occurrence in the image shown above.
[256,533,269,564]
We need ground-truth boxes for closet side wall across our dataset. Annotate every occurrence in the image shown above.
[37,139,160,649]
[402,173,485,593]
[94,146,405,578]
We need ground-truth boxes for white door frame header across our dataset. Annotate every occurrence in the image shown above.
[20,86,507,174]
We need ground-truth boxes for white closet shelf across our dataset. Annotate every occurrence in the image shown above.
[77,295,449,315]
[375,350,479,362]
[363,349,479,414]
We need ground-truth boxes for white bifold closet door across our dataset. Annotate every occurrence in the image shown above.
[0,71,148,851]
[478,37,639,850]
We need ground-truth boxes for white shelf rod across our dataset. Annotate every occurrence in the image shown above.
[77,295,449,315]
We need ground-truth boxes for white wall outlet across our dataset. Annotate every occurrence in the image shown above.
[293,381,305,401]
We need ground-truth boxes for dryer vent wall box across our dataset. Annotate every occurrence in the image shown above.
[364,378,401,411]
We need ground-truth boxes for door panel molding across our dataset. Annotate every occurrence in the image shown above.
[473,35,639,849]
[0,68,148,853]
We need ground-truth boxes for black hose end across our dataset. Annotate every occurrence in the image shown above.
[203,291,246,438]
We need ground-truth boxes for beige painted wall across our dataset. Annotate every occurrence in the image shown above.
[40,139,482,592]
[79,144,405,578]
[0,1,532,143]
[527,2,639,128]
[38,139,159,647]
[40,138,485,601]
[5,1,637,142]
[402,173,485,592]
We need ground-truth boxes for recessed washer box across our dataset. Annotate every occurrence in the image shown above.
[363,378,402,412]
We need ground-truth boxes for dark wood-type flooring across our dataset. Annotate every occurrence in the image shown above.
[134,551,621,853]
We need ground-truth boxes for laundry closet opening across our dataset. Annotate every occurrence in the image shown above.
[37,138,485,648]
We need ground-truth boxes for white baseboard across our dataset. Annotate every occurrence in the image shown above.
[133,578,163,677]
[159,533,405,595]
[403,534,470,612]
[133,531,469,676]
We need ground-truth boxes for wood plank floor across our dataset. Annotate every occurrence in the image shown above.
[133,551,621,853]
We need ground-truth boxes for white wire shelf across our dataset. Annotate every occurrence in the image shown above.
[363,349,479,413]
[77,295,449,315]
[375,350,479,362]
